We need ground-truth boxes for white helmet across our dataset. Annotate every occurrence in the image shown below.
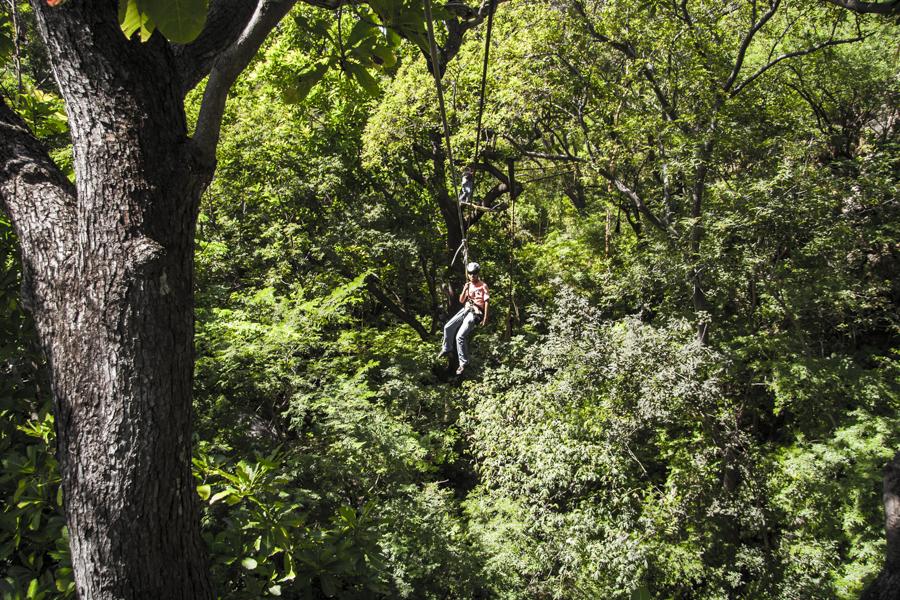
[466,261,481,274]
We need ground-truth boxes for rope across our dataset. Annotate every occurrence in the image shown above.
[471,0,497,167]
[423,0,469,266]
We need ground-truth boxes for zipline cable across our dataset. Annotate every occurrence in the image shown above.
[471,0,497,168]
[423,0,469,266]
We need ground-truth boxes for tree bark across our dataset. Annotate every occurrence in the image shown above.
[862,452,900,600]
[0,2,216,597]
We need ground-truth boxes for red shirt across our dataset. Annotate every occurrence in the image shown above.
[465,281,489,311]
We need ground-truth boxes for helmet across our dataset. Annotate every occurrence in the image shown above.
[466,261,481,274]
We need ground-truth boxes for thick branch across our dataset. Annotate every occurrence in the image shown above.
[473,160,513,183]
[173,0,259,96]
[823,0,900,15]
[193,0,297,160]
[861,452,900,599]
[0,97,75,314]
[423,0,512,77]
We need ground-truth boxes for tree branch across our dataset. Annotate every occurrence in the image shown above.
[723,0,782,94]
[173,0,260,96]
[0,97,76,315]
[192,0,297,161]
[499,142,587,164]
[731,34,868,96]
[570,0,680,124]
[823,0,900,15]
[595,165,674,236]
[473,160,513,182]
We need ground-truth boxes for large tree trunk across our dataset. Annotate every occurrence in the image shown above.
[1,2,215,597]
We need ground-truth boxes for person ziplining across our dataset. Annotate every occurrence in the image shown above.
[437,262,489,375]
[458,166,475,205]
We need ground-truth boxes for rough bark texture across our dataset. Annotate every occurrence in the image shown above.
[0,1,216,597]
[3,0,504,596]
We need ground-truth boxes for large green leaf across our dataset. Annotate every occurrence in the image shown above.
[345,19,374,49]
[344,61,380,96]
[142,0,207,44]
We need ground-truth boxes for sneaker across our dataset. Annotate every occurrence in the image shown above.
[456,364,465,375]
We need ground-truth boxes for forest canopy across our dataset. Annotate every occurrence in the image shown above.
[0,0,898,598]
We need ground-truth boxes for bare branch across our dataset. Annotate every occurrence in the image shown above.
[823,0,900,15]
[192,0,297,161]
[594,165,674,236]
[723,0,782,94]
[732,34,868,96]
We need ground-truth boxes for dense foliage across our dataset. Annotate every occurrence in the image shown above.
[2,0,898,598]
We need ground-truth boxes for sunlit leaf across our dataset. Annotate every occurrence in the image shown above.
[118,0,156,41]
[369,45,397,68]
[196,484,211,500]
[345,19,374,48]
[142,0,207,44]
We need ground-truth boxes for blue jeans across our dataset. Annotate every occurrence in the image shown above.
[442,307,480,366]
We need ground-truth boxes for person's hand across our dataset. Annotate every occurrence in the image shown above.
[481,318,488,327]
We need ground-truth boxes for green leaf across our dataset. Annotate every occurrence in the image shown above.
[320,573,338,597]
[344,61,380,96]
[268,584,282,596]
[630,585,651,600]
[345,19,374,48]
[118,0,157,41]
[142,0,207,44]
[241,557,258,570]
[209,488,234,504]
[13,478,27,503]
[26,578,39,600]
[196,484,211,500]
